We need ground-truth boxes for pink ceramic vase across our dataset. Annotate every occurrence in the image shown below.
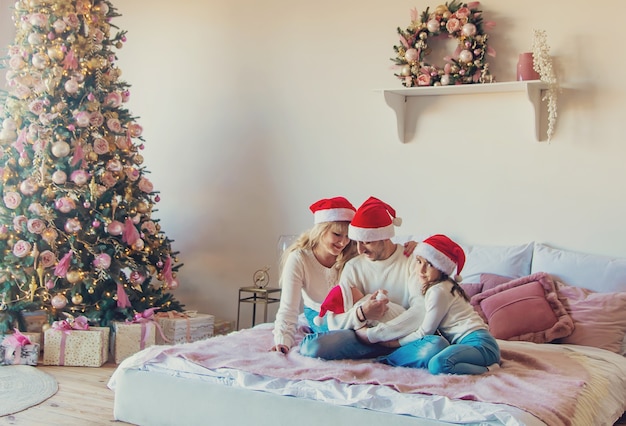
[517,52,540,81]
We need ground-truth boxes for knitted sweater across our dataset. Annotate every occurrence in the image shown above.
[399,280,488,346]
[327,244,426,342]
[273,248,339,348]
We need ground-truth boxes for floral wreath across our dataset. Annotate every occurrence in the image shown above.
[391,1,496,87]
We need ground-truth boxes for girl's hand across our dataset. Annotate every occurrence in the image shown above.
[403,240,417,257]
[270,344,289,354]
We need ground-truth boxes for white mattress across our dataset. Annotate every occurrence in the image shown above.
[109,325,626,426]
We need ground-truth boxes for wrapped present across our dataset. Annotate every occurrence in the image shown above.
[20,310,49,333]
[111,311,159,364]
[21,331,41,348]
[213,318,235,336]
[155,311,214,345]
[0,330,40,366]
[43,317,109,367]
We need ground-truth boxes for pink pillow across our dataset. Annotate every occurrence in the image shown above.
[555,282,626,353]
[460,283,483,298]
[471,272,574,343]
[480,273,514,292]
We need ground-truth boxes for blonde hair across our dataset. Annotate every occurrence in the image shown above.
[280,221,357,273]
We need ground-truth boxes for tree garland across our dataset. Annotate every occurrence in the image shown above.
[391,1,496,87]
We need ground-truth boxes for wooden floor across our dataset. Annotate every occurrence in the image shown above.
[0,363,132,426]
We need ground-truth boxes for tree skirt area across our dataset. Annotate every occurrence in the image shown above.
[0,365,58,416]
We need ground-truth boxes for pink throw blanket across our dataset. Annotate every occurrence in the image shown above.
[134,327,589,426]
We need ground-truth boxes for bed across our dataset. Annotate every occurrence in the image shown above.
[108,241,626,426]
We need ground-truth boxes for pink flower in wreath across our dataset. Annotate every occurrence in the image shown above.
[3,191,22,209]
[446,18,461,33]
[455,7,470,19]
[417,73,432,86]
[13,240,32,258]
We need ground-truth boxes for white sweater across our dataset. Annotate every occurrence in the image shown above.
[398,280,488,346]
[327,244,426,343]
[272,248,339,348]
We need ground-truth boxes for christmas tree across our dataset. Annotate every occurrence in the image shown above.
[0,0,184,333]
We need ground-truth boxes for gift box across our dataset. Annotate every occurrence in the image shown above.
[43,326,110,367]
[0,331,40,366]
[22,331,42,349]
[111,321,156,364]
[155,312,214,345]
[213,318,235,336]
[20,310,49,333]
[0,343,40,366]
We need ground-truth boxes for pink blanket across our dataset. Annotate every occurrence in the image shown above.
[136,327,589,426]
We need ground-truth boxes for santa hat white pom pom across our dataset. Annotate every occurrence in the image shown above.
[393,216,402,226]
[454,274,462,282]
[313,315,324,326]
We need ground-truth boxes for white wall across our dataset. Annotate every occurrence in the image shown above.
[2,0,625,324]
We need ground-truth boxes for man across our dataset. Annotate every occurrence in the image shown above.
[299,197,447,364]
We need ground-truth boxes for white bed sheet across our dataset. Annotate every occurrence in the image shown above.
[109,327,626,426]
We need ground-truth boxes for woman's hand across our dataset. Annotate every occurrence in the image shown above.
[403,240,417,257]
[270,344,289,354]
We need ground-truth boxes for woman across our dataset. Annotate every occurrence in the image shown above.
[271,197,358,354]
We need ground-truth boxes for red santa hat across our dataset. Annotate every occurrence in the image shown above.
[415,234,465,281]
[348,197,402,242]
[309,197,356,224]
[313,284,353,326]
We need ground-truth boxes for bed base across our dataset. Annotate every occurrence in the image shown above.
[113,368,449,426]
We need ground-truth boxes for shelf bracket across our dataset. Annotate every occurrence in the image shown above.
[525,83,546,142]
[383,91,408,143]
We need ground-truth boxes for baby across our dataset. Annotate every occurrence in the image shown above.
[313,283,405,328]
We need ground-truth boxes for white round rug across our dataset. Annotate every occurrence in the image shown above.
[0,365,58,416]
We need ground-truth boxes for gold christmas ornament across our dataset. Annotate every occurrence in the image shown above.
[65,269,82,284]
[71,293,83,304]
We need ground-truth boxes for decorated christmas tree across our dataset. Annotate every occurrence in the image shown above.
[0,0,184,333]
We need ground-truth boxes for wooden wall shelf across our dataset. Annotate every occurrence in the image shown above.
[381,81,549,143]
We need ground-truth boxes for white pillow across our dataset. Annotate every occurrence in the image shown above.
[461,242,534,284]
[531,243,626,293]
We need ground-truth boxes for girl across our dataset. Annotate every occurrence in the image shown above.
[378,234,500,375]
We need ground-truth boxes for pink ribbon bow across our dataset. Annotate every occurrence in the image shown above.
[127,308,170,346]
[51,315,90,333]
[2,329,32,347]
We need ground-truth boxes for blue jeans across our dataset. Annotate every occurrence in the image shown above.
[303,306,328,333]
[428,329,500,375]
[377,335,450,369]
[300,329,394,360]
